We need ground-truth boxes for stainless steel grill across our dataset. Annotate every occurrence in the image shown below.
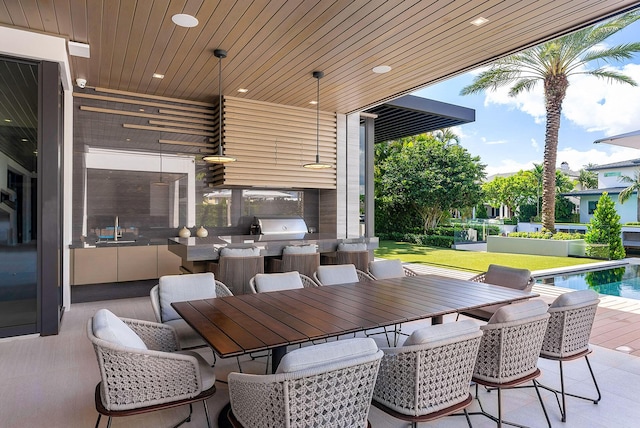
[252,216,308,239]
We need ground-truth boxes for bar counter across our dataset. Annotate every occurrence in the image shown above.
[167,233,379,262]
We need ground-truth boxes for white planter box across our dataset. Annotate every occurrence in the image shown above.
[487,236,586,257]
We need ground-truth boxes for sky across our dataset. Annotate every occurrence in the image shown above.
[412,17,640,178]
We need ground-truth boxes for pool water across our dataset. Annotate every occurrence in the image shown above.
[537,264,640,300]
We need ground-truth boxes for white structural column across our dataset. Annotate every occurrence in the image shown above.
[335,113,361,238]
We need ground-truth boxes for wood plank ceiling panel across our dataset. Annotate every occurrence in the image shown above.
[155,2,238,99]
[1,0,639,116]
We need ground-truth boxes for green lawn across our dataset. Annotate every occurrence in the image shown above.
[374,240,603,274]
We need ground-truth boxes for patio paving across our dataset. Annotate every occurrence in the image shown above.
[405,260,640,357]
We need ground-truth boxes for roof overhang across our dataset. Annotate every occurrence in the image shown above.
[594,130,640,149]
[363,95,475,144]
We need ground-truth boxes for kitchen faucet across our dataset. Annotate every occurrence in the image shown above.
[114,216,119,242]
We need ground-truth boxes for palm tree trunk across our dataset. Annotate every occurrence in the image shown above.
[541,75,568,232]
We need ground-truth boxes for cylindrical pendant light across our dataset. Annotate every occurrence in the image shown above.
[303,71,331,169]
[204,49,236,164]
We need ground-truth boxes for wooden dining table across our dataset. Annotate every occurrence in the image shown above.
[172,274,539,372]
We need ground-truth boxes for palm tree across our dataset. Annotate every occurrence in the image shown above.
[577,167,598,189]
[431,128,460,144]
[461,12,640,232]
[619,170,640,221]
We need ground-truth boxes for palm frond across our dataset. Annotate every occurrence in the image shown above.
[581,43,640,64]
[580,68,637,86]
[508,79,539,96]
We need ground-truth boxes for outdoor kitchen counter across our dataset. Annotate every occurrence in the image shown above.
[167,234,379,262]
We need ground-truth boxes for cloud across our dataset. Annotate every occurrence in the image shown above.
[478,63,640,136]
[485,145,640,176]
[485,139,508,145]
[485,159,537,176]
[563,63,640,136]
[531,138,539,151]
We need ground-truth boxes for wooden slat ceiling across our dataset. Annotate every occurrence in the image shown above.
[1,0,640,115]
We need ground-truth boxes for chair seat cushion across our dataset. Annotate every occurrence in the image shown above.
[316,264,359,285]
[254,271,304,292]
[175,350,216,390]
[166,319,207,349]
[338,242,368,251]
[283,244,318,254]
[220,247,261,257]
[484,264,532,290]
[92,309,147,350]
[276,337,378,374]
[488,299,548,324]
[404,319,479,346]
[159,273,217,322]
[368,259,405,279]
[550,289,599,308]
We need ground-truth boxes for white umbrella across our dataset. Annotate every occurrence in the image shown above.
[593,130,640,149]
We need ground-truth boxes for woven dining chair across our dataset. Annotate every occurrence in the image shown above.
[367,258,418,345]
[458,264,535,322]
[372,320,483,428]
[536,289,601,422]
[470,299,552,428]
[150,272,232,350]
[248,271,318,293]
[227,338,383,428]
[313,263,373,286]
[88,309,216,428]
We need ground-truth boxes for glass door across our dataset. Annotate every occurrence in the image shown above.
[0,57,38,336]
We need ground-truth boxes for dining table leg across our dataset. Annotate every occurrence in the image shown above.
[271,345,287,373]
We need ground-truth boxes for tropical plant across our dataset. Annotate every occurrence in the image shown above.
[585,192,625,260]
[375,133,485,233]
[430,128,460,144]
[577,166,598,189]
[461,12,640,232]
[618,169,640,221]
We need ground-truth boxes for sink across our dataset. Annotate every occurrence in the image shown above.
[96,240,137,244]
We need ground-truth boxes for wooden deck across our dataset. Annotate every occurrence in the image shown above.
[404,262,640,357]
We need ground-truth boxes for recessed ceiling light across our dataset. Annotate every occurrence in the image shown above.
[309,100,318,105]
[21,138,28,142]
[4,119,11,122]
[152,73,165,79]
[372,65,392,74]
[470,17,489,26]
[139,108,145,112]
[172,14,199,28]
[237,88,249,93]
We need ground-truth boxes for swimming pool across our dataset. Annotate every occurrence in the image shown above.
[536,263,640,300]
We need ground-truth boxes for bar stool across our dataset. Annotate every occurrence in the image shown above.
[336,242,370,272]
[209,247,264,295]
[267,244,319,278]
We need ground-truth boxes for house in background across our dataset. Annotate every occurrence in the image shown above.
[565,159,640,224]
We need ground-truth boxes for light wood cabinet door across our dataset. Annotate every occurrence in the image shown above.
[157,244,182,277]
[117,246,158,281]
[73,247,118,285]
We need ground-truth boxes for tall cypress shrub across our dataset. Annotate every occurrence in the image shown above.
[585,193,625,260]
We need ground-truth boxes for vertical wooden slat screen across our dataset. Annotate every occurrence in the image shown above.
[208,96,337,189]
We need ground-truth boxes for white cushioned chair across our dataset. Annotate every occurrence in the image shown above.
[314,264,372,286]
[368,258,417,279]
[459,264,535,321]
[249,271,318,293]
[150,272,232,349]
[366,259,418,345]
[227,338,383,427]
[536,289,601,422]
[88,309,216,428]
[470,299,551,428]
[373,320,483,427]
